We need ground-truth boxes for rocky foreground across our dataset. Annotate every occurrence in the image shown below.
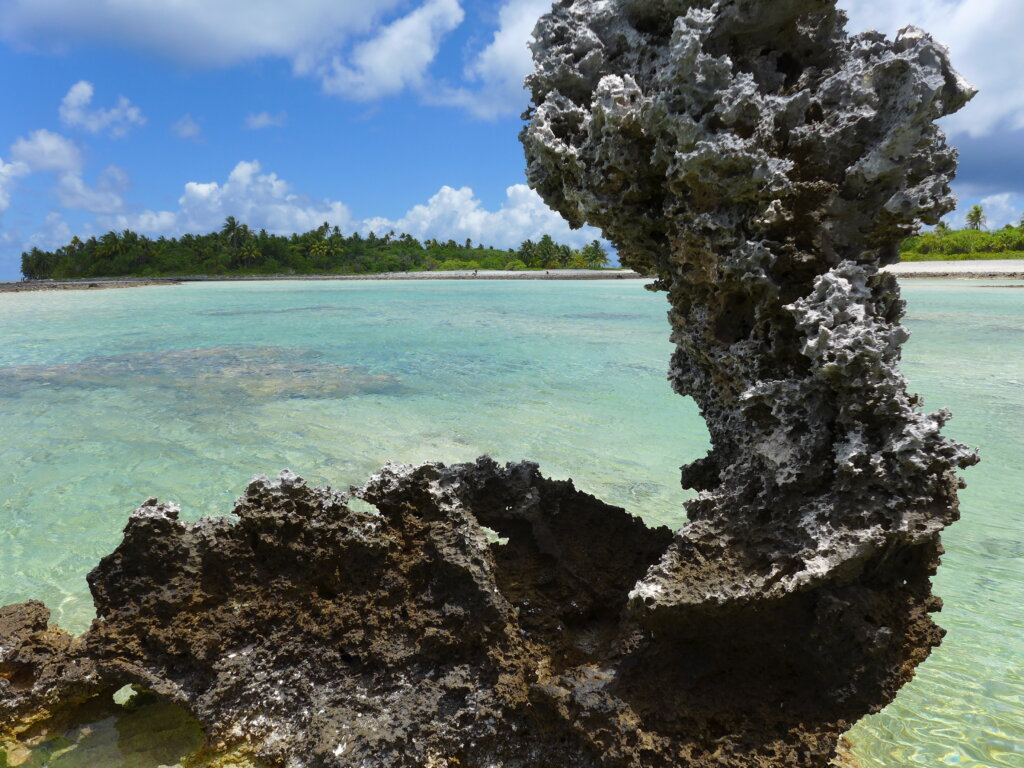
[1,1,978,766]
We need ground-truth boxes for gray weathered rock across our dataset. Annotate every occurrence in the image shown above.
[522,0,978,757]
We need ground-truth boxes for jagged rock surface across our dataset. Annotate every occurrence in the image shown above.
[521,0,978,762]
[2,1,978,767]
[2,462,679,767]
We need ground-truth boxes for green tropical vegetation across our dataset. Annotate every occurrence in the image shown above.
[20,217,611,279]
[22,205,1024,278]
[900,207,1024,261]
[964,204,986,231]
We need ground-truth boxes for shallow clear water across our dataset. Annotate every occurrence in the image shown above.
[0,279,1020,767]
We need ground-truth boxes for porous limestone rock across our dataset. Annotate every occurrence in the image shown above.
[2,462,676,767]
[522,0,978,759]
[1,1,977,767]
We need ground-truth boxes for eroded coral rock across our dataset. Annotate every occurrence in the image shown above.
[2,1,977,766]
[2,463,677,767]
[521,0,977,762]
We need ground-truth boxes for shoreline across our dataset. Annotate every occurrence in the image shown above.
[1,270,643,291]
[883,259,1024,279]
[178,268,648,282]
[4,260,1023,292]
[0,278,180,293]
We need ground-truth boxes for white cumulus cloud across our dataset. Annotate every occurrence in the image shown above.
[8,130,128,214]
[838,0,1024,136]
[59,80,145,137]
[27,212,74,250]
[363,184,603,249]
[318,0,464,100]
[109,160,354,236]
[0,156,30,212]
[98,161,598,253]
[0,0,405,67]
[57,165,128,214]
[10,129,82,172]
[968,192,1023,229]
[434,0,549,119]
[245,111,287,130]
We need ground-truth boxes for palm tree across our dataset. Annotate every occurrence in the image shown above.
[221,216,242,248]
[239,241,261,267]
[581,240,609,268]
[96,231,121,259]
[965,205,986,230]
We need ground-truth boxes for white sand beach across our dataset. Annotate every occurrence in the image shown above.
[5,262,1023,292]
[885,259,1024,278]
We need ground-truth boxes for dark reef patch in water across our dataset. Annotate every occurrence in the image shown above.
[0,346,404,400]
[562,312,647,321]
[196,305,368,317]
[978,537,1024,559]
[606,480,667,503]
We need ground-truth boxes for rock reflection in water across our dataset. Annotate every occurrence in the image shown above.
[5,689,270,767]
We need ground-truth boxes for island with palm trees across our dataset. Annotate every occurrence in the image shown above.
[19,216,612,280]
[900,204,1024,260]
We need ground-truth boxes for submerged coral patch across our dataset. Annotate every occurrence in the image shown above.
[0,346,403,400]
[196,305,369,317]
[561,312,647,320]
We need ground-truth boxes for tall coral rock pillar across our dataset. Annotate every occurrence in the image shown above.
[523,0,978,759]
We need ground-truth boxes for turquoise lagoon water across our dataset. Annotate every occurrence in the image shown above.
[0,279,1020,767]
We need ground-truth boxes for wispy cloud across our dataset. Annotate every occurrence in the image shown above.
[171,113,202,142]
[316,0,463,100]
[59,80,145,137]
[432,0,549,120]
[0,155,30,212]
[245,111,287,130]
[8,130,126,214]
[10,129,82,172]
[950,192,1024,229]
[0,0,406,67]
[27,212,73,250]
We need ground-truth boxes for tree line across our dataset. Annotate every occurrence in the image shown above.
[26,205,1023,278]
[20,217,610,280]
[900,206,1024,260]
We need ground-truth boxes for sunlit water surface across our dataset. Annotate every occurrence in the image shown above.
[0,279,1020,767]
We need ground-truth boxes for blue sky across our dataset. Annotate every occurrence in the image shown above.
[0,0,1022,280]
